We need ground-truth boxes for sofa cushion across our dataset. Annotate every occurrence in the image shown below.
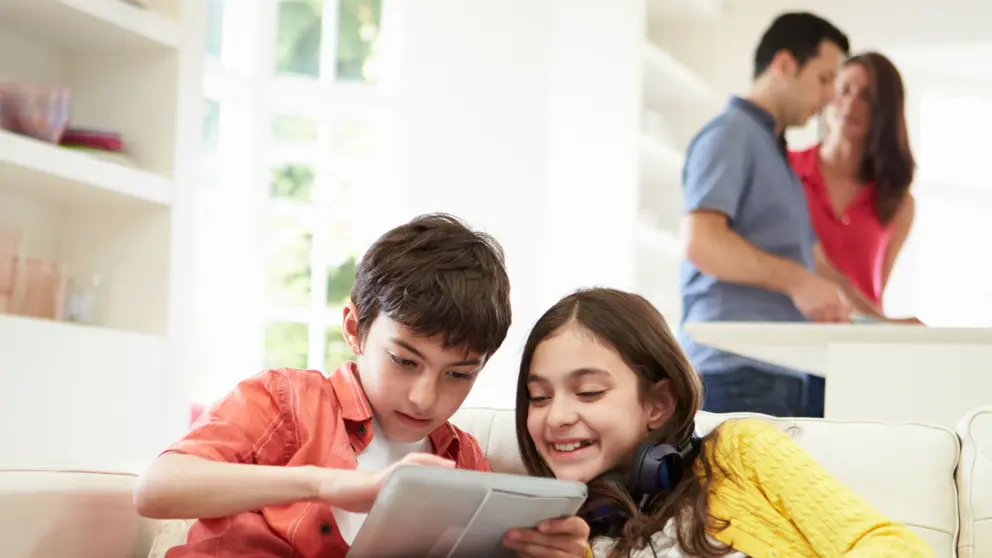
[451,408,960,558]
[957,406,992,558]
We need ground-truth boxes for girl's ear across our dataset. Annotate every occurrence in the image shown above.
[645,379,676,431]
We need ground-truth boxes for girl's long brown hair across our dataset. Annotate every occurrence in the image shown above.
[515,288,731,557]
[845,52,916,224]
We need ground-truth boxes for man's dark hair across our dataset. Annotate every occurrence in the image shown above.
[753,12,850,79]
[351,213,512,358]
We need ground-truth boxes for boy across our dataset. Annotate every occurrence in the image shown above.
[135,213,589,557]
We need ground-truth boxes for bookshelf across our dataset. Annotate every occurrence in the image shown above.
[0,0,203,470]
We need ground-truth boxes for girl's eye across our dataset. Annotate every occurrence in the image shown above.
[528,394,550,404]
[389,354,417,368]
[577,391,605,399]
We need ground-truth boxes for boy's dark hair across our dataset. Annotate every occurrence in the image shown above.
[753,12,850,79]
[351,213,511,358]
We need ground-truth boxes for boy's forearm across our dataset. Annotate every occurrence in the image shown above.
[134,452,321,519]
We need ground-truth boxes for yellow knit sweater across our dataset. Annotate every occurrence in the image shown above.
[698,418,933,557]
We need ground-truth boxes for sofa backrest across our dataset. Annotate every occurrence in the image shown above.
[0,469,158,558]
[957,406,992,558]
[451,408,962,558]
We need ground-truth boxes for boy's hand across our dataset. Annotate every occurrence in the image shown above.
[503,516,591,557]
[315,453,454,513]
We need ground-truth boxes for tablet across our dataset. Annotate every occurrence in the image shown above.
[347,466,588,558]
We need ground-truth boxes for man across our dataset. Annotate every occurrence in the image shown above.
[679,12,852,417]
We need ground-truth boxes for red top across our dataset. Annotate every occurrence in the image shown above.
[789,146,894,306]
[164,364,489,558]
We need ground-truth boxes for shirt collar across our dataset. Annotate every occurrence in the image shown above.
[729,96,787,155]
[327,362,462,457]
[729,96,775,131]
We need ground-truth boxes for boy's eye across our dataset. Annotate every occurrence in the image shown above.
[447,370,475,381]
[389,354,417,368]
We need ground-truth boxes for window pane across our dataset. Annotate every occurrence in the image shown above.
[326,220,359,308]
[201,98,221,188]
[265,322,309,369]
[271,114,318,149]
[324,326,351,371]
[270,163,315,202]
[336,0,382,83]
[266,216,312,306]
[320,119,380,207]
[275,0,324,77]
[205,0,224,60]
[919,95,992,190]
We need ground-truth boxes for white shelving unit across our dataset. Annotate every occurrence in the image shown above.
[637,0,722,320]
[0,0,204,471]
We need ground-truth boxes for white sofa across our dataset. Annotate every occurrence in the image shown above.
[1,407,989,558]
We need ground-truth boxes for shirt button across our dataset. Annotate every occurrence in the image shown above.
[356,423,367,434]
[320,522,332,535]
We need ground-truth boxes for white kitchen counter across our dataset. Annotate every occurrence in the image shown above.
[683,322,992,428]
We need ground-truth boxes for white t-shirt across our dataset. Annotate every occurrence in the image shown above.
[591,518,748,558]
[332,418,431,545]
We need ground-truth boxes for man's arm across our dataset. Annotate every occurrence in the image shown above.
[682,210,811,295]
[812,244,884,318]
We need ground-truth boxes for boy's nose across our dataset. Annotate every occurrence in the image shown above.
[407,375,438,412]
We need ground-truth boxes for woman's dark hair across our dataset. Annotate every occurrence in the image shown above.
[514,288,731,558]
[846,51,916,224]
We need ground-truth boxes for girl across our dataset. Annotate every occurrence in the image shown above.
[514,287,932,557]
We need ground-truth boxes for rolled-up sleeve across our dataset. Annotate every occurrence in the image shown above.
[163,370,296,466]
[682,122,751,220]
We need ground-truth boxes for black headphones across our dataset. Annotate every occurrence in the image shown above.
[584,428,702,538]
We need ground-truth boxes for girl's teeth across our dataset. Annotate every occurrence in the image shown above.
[553,441,589,452]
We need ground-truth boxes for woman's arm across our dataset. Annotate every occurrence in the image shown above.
[724,419,933,557]
[881,194,916,295]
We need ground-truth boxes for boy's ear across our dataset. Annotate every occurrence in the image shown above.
[342,302,362,356]
[645,379,676,431]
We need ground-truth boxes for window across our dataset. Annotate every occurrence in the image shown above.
[193,0,399,403]
[889,94,992,326]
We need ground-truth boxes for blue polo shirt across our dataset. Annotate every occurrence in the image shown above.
[678,97,816,377]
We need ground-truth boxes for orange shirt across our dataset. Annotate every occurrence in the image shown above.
[164,364,490,558]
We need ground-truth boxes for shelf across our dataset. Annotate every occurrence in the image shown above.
[0,0,179,52]
[0,130,172,207]
[643,41,715,108]
[647,0,723,22]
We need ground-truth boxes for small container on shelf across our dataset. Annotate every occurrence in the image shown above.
[0,225,20,314]
[0,83,72,144]
[20,258,68,321]
[65,273,103,325]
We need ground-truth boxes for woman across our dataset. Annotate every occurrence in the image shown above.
[790,52,918,317]
[514,287,931,557]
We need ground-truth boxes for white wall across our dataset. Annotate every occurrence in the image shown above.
[396,0,642,407]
